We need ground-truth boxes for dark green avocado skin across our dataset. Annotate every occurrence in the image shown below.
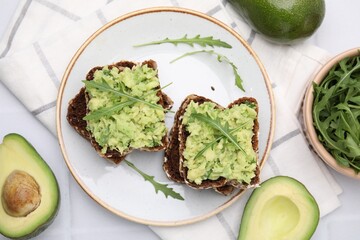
[9,204,60,240]
[228,0,325,44]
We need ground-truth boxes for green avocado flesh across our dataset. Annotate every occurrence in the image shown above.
[85,64,166,154]
[182,101,257,185]
[238,176,320,240]
[229,0,325,44]
[0,133,60,239]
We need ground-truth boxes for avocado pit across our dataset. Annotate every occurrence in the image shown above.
[1,170,41,217]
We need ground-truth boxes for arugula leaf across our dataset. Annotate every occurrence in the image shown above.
[133,34,232,48]
[124,160,184,200]
[312,55,360,173]
[83,80,174,118]
[83,100,135,121]
[83,80,162,110]
[229,63,244,91]
[83,81,174,121]
[194,120,251,159]
[190,113,246,155]
[193,135,222,160]
[170,50,245,92]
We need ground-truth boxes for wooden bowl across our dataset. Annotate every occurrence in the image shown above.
[303,48,360,179]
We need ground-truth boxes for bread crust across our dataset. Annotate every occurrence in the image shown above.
[163,94,260,195]
[67,60,173,164]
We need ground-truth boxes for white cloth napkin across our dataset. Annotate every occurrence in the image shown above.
[0,0,342,239]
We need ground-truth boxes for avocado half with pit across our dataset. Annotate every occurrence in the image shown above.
[238,176,319,240]
[0,133,60,239]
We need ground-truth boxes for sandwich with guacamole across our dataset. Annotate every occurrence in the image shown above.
[67,60,173,164]
[163,94,260,195]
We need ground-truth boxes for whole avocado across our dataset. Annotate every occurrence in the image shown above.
[228,0,325,44]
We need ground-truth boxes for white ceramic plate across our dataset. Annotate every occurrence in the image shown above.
[57,7,275,226]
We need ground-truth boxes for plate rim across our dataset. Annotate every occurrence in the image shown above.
[56,6,276,226]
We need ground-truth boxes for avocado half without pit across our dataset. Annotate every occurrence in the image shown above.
[0,133,60,239]
[238,176,320,240]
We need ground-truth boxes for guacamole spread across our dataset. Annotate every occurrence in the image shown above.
[84,64,166,154]
[182,101,257,185]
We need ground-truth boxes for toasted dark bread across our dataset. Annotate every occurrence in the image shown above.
[67,60,173,164]
[163,94,259,195]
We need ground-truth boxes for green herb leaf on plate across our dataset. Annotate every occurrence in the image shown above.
[124,160,184,200]
[133,34,232,48]
[170,50,245,92]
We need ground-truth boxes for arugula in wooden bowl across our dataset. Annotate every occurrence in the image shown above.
[303,48,360,179]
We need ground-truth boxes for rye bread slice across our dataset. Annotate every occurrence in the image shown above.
[67,60,173,164]
[163,94,259,195]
